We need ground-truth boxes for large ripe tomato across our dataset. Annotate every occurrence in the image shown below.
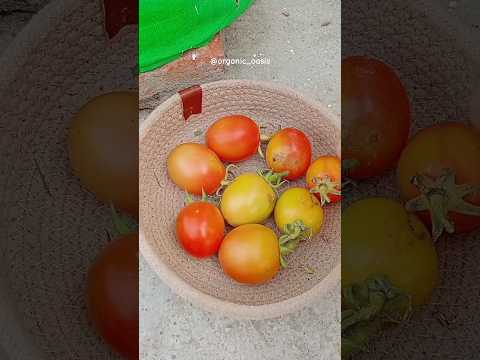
[266,128,312,180]
[397,122,480,240]
[306,156,341,205]
[342,198,438,306]
[220,172,277,227]
[167,143,226,195]
[219,224,280,284]
[342,56,411,179]
[206,115,260,162]
[274,188,324,235]
[87,233,139,359]
[69,91,139,216]
[176,201,225,258]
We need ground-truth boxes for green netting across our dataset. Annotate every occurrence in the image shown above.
[140,0,254,73]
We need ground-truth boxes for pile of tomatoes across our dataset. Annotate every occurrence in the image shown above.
[167,115,341,284]
[341,56,480,358]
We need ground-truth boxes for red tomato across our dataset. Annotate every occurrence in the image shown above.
[306,156,342,205]
[206,115,261,162]
[219,224,280,284]
[266,128,312,180]
[87,233,139,360]
[397,122,480,240]
[167,143,226,195]
[342,56,411,179]
[176,201,225,257]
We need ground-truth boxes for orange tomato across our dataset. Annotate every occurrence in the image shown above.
[68,91,139,216]
[266,128,312,180]
[206,115,261,162]
[306,156,342,205]
[342,56,411,179]
[219,224,280,284]
[167,143,226,195]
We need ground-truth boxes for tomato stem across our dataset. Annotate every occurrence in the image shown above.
[342,158,360,173]
[257,145,265,159]
[259,122,281,143]
[184,191,195,205]
[310,176,341,206]
[406,168,480,241]
[341,275,412,359]
[258,169,289,190]
[215,164,239,196]
[184,190,220,206]
[260,133,271,143]
[278,220,312,268]
[110,204,135,236]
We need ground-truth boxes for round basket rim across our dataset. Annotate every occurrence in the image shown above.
[139,79,341,320]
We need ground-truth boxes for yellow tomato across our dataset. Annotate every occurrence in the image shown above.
[219,224,280,284]
[274,188,324,235]
[68,92,138,216]
[342,198,439,306]
[220,173,276,227]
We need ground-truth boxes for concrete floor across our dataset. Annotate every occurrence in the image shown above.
[140,1,341,360]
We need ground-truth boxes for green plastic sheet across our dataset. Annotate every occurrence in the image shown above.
[140,0,254,73]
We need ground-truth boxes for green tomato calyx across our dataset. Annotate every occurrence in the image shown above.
[258,169,289,189]
[310,176,341,206]
[110,204,137,237]
[341,158,359,189]
[406,168,480,241]
[279,220,312,268]
[341,275,412,359]
[185,189,220,206]
[342,158,360,172]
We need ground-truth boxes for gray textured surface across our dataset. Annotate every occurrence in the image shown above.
[140,1,342,360]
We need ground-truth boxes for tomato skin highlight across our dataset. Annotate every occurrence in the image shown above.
[275,188,324,235]
[397,122,480,235]
[176,201,225,258]
[219,224,280,285]
[87,233,139,360]
[306,156,342,204]
[68,91,139,216]
[220,173,277,227]
[342,198,438,306]
[342,56,411,179]
[167,143,226,195]
[206,115,261,162]
[266,128,312,180]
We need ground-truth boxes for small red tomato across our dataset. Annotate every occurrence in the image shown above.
[176,201,226,258]
[342,56,411,179]
[266,128,312,180]
[87,233,139,360]
[306,156,342,205]
[167,143,226,195]
[206,115,261,162]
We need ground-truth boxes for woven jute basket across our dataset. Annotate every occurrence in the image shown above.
[139,79,341,320]
[344,0,480,358]
[0,0,136,359]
